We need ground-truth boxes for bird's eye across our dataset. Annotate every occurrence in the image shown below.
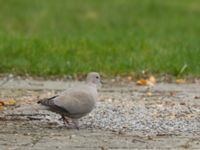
[96,76,99,79]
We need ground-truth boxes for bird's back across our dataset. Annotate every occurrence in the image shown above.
[39,84,97,119]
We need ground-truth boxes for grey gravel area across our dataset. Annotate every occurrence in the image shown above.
[1,79,200,135]
[1,79,200,149]
[82,83,200,135]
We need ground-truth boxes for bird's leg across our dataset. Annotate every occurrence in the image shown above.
[72,119,79,130]
[61,116,79,129]
[61,115,70,127]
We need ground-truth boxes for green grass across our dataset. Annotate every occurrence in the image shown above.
[0,0,200,76]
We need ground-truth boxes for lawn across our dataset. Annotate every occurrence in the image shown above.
[0,0,199,77]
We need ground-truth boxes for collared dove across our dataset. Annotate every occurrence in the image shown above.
[38,72,101,129]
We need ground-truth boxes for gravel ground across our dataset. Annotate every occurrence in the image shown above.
[1,78,200,149]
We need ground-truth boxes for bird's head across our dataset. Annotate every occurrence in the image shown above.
[86,72,101,85]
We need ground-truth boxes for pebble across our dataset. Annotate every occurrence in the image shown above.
[69,134,76,139]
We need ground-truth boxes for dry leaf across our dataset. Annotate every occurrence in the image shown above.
[0,99,16,106]
[176,79,185,84]
[0,101,3,106]
[136,76,156,86]
[0,103,3,110]
[136,79,149,85]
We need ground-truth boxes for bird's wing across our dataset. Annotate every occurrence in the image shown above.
[53,89,96,117]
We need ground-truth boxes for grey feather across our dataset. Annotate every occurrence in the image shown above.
[38,72,100,121]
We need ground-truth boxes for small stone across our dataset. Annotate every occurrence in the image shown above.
[147,136,153,140]
[194,96,200,99]
[146,92,152,96]
[107,98,112,102]
[24,132,31,136]
[180,102,186,105]
[118,130,125,134]
[69,134,76,139]
[56,146,62,149]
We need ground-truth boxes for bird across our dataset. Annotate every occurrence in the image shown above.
[37,72,101,129]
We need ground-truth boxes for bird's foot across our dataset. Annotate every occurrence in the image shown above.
[60,116,79,129]
[72,120,79,130]
[61,115,70,127]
